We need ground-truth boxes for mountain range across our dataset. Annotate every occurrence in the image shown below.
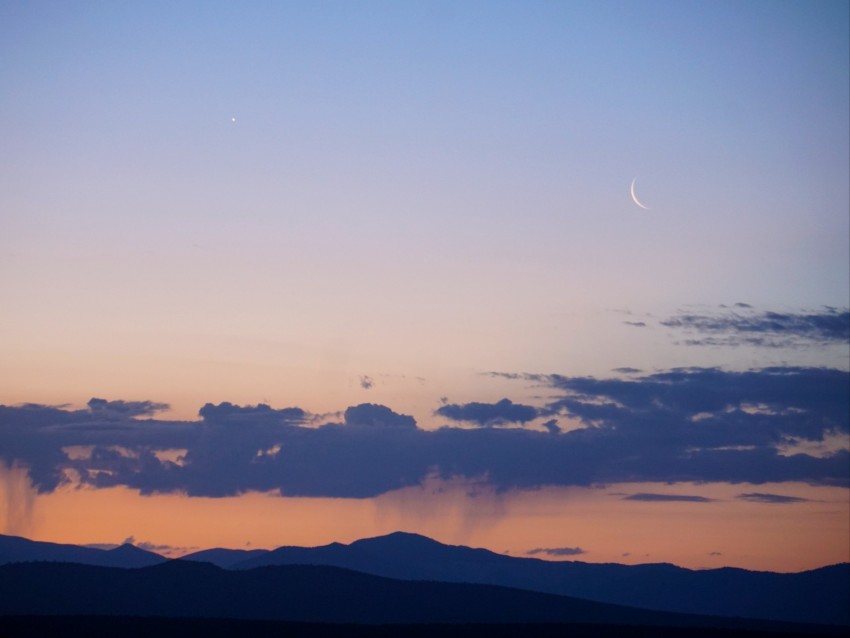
[0,533,165,568]
[1,531,847,627]
[0,559,840,636]
[188,532,850,626]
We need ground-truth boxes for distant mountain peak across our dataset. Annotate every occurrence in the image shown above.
[108,543,158,556]
[352,530,448,548]
[0,534,165,569]
[109,543,139,552]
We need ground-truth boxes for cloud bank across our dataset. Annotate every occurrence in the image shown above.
[1,366,847,499]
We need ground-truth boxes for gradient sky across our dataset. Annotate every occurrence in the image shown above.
[1,0,848,572]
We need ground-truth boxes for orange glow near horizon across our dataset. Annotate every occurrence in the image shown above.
[2,463,847,573]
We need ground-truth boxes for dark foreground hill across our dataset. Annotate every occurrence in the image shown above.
[0,560,836,634]
[0,616,840,638]
[185,531,849,626]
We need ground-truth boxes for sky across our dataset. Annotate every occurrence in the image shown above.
[1,0,848,573]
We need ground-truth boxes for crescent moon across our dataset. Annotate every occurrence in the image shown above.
[630,178,650,210]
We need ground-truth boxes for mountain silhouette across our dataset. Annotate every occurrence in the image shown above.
[4,531,847,626]
[179,546,268,568]
[0,533,165,568]
[0,560,837,634]
[221,531,849,626]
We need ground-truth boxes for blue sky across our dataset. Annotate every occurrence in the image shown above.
[1,1,848,569]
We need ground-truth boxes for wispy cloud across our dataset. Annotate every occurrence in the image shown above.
[736,492,809,504]
[658,306,850,348]
[87,398,170,417]
[527,546,586,557]
[623,493,714,503]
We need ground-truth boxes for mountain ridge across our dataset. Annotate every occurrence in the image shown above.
[193,531,850,626]
[0,559,840,634]
[3,531,847,626]
[0,533,165,569]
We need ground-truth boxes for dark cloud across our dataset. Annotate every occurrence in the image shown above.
[736,492,809,504]
[359,376,374,390]
[544,366,849,440]
[87,398,169,417]
[0,401,198,493]
[660,306,850,348]
[541,419,561,434]
[1,366,847,499]
[436,398,539,427]
[344,404,416,429]
[527,546,586,557]
[623,321,647,327]
[623,493,714,503]
[198,402,306,425]
[612,367,642,374]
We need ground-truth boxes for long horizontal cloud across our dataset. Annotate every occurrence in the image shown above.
[623,493,714,503]
[1,366,847,498]
[527,547,586,556]
[198,402,307,425]
[736,492,809,504]
[87,398,170,417]
[436,399,539,427]
[657,305,850,348]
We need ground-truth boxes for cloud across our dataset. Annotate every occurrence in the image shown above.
[623,321,647,328]
[527,546,586,557]
[623,493,714,503]
[544,366,849,441]
[344,404,416,429]
[198,402,306,425]
[660,306,850,348]
[541,419,561,434]
[0,366,847,499]
[0,401,199,493]
[435,398,539,427]
[87,398,169,418]
[359,376,374,390]
[736,492,809,504]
